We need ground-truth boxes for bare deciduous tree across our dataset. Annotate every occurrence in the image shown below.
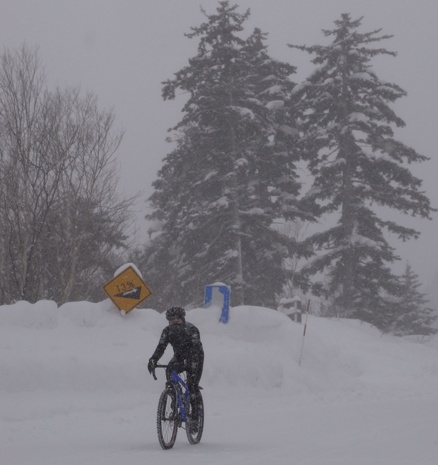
[0,45,134,304]
[47,90,132,303]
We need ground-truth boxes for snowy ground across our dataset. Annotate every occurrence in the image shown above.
[2,299,438,464]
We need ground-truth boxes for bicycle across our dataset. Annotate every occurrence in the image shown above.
[152,364,204,449]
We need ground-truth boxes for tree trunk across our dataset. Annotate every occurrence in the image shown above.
[339,57,356,314]
[229,125,245,305]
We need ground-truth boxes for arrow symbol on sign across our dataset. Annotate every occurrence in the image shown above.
[115,287,142,300]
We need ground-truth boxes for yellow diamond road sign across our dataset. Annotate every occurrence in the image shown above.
[103,266,151,313]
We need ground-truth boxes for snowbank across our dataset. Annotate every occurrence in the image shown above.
[2,299,438,401]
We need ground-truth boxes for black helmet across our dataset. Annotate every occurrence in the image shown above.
[165,306,186,321]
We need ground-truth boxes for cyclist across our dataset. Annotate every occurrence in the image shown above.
[148,306,204,430]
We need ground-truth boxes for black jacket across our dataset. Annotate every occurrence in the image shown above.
[151,322,204,363]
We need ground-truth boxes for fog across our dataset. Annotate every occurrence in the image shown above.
[1,0,437,298]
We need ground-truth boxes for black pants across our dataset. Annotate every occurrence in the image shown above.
[166,352,204,414]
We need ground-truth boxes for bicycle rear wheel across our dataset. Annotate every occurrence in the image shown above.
[186,391,204,445]
[157,388,178,449]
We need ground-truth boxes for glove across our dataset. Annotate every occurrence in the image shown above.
[148,358,156,374]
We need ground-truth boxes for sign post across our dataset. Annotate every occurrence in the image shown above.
[103,266,152,314]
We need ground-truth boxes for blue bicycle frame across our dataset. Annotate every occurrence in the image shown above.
[168,370,191,423]
[154,365,191,423]
[153,363,204,449]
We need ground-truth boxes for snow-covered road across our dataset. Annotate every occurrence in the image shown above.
[2,301,438,464]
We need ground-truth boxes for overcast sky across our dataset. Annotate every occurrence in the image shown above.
[1,0,437,290]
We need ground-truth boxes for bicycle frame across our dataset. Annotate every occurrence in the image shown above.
[153,363,204,448]
[154,365,191,423]
[168,370,191,423]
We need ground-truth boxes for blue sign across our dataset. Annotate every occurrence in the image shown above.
[204,284,230,323]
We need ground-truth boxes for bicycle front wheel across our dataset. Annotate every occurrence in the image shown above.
[157,388,178,449]
[186,391,204,445]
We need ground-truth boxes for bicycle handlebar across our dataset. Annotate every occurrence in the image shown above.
[151,364,168,381]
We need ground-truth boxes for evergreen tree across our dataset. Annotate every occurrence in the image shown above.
[289,14,434,328]
[386,264,437,336]
[145,1,302,309]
